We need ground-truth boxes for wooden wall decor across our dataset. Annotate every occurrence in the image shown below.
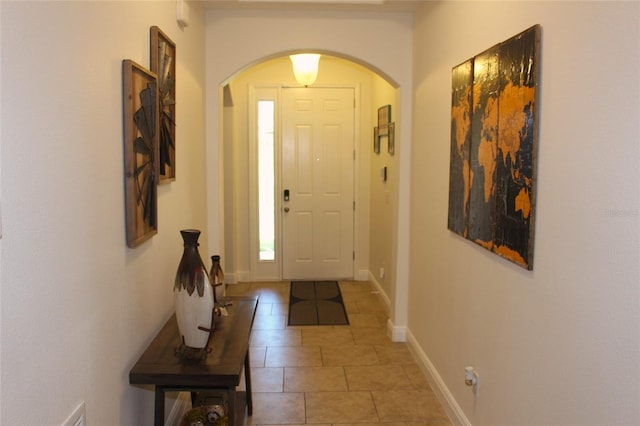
[377,104,391,136]
[150,26,176,183]
[388,122,395,155]
[374,104,393,155]
[123,59,159,248]
[448,25,540,270]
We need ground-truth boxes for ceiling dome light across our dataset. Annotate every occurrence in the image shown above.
[289,54,321,87]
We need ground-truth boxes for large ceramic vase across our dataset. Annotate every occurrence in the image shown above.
[174,229,214,349]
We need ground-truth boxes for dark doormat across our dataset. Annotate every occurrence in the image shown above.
[288,281,349,326]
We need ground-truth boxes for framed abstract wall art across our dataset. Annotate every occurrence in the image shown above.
[123,59,159,248]
[150,26,176,183]
[378,104,391,136]
[448,25,540,270]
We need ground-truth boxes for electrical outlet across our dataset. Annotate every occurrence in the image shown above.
[379,267,385,279]
[63,401,86,426]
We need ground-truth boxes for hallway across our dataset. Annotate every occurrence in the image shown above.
[226,281,452,425]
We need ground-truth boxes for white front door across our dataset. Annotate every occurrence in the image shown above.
[281,87,355,280]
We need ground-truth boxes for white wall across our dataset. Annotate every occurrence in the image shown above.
[410,1,640,425]
[0,1,3,421]
[206,9,413,330]
[1,1,207,424]
[368,77,398,299]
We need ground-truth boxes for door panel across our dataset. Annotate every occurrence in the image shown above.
[282,87,355,280]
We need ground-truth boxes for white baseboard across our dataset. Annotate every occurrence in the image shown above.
[405,329,471,426]
[230,269,369,283]
[224,272,238,284]
[368,271,405,342]
[236,270,251,282]
[386,318,407,342]
[166,391,191,426]
[367,271,391,312]
[355,269,369,281]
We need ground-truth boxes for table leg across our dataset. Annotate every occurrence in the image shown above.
[228,386,237,426]
[244,349,253,415]
[154,387,165,426]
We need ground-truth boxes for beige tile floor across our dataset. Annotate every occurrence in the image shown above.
[225,280,452,426]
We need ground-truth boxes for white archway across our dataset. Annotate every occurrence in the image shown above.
[219,49,400,89]
[205,10,412,340]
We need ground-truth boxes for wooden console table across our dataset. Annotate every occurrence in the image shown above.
[129,297,258,426]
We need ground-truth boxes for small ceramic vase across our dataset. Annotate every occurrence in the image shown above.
[209,255,225,303]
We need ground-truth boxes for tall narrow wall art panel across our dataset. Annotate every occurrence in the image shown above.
[151,26,176,183]
[448,59,472,236]
[123,60,159,248]
[448,25,540,270]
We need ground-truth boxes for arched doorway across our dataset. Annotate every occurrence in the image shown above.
[220,54,398,291]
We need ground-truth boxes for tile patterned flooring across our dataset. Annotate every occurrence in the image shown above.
[225,280,452,426]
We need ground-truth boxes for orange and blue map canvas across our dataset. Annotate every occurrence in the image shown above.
[448,59,473,236]
[448,25,539,270]
[468,45,499,244]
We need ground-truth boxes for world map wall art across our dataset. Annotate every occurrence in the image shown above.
[448,25,540,270]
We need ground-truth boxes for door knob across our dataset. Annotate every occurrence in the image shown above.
[284,207,290,212]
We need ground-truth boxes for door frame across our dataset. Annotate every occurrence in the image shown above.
[248,83,362,281]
